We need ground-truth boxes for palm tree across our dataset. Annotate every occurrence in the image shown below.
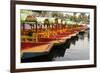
[73,12,77,22]
[80,13,86,23]
[44,19,50,28]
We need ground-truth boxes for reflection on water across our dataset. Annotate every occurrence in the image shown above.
[52,29,90,61]
[21,29,90,62]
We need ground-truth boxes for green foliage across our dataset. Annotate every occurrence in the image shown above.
[44,19,50,26]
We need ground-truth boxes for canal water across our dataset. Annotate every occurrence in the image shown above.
[52,29,90,61]
[21,29,90,63]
